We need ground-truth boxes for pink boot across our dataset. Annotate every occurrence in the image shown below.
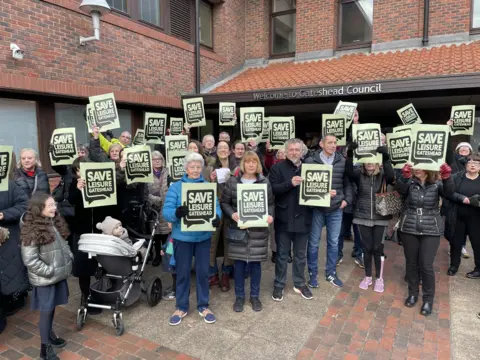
[359,276,372,290]
[374,256,385,293]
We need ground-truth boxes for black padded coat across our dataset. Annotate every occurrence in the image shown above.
[0,181,29,296]
[396,176,454,236]
[221,174,274,262]
[14,167,50,198]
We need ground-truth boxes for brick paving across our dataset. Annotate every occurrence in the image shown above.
[296,239,451,360]
[0,239,452,360]
[0,307,197,360]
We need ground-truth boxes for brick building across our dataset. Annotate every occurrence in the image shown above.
[2,0,480,174]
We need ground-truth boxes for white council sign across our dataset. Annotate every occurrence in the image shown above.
[253,84,383,101]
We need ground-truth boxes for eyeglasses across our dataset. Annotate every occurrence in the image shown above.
[468,161,480,166]
[152,159,162,162]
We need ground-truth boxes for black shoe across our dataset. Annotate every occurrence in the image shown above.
[272,287,284,302]
[466,270,480,279]
[288,252,293,263]
[271,251,276,263]
[233,297,245,312]
[250,297,263,312]
[447,266,458,276]
[293,285,313,300]
[152,256,162,267]
[0,316,6,334]
[420,302,433,316]
[49,331,66,348]
[404,295,418,308]
[40,344,59,360]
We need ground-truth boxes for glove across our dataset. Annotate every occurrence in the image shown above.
[401,164,412,179]
[439,163,452,180]
[469,195,480,207]
[349,142,359,151]
[175,205,189,219]
[212,216,221,228]
[376,146,388,155]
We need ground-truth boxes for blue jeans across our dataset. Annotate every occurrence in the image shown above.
[209,262,234,277]
[338,212,363,258]
[234,260,261,298]
[308,209,343,278]
[174,239,211,313]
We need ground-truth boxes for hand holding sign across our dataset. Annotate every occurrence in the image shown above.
[401,163,413,179]
[267,215,273,224]
[77,178,86,190]
[232,212,240,223]
[439,163,452,180]
[292,176,302,187]
[175,204,189,219]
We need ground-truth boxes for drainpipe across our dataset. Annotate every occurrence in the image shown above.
[422,0,430,46]
[194,0,201,93]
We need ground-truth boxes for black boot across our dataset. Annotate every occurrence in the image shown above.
[420,302,433,316]
[49,331,66,348]
[40,344,59,360]
[404,295,418,308]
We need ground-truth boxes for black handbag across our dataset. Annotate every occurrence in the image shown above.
[225,227,248,244]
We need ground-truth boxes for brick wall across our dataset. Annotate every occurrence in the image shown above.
[0,0,245,107]
[372,0,424,44]
[245,0,269,59]
[296,0,337,53]
[429,0,470,36]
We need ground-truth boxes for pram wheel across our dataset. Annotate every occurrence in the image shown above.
[112,313,124,336]
[146,277,162,307]
[76,308,86,331]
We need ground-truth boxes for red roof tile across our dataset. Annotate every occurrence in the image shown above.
[212,42,480,93]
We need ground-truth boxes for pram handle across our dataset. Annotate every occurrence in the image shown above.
[125,208,159,240]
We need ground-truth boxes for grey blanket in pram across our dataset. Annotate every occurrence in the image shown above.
[78,234,145,258]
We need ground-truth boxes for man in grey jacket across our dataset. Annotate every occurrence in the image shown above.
[305,134,353,288]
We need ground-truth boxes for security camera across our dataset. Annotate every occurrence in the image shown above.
[10,44,25,60]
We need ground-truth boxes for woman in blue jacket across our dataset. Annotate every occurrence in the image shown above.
[163,152,221,326]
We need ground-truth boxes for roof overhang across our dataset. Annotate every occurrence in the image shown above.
[183,73,480,105]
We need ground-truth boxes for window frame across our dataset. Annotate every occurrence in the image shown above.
[199,0,214,49]
[337,0,373,50]
[471,0,480,34]
[107,0,169,32]
[270,0,296,58]
[106,0,129,16]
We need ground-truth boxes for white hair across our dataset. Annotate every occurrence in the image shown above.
[202,134,215,144]
[151,150,164,161]
[284,138,304,150]
[184,151,205,170]
[18,148,42,168]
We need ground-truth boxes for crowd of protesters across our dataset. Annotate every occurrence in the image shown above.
[2,109,480,360]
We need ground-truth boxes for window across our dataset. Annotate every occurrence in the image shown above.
[472,0,480,29]
[140,0,161,27]
[199,1,213,47]
[338,0,373,47]
[271,0,296,56]
[0,99,38,156]
[106,0,127,13]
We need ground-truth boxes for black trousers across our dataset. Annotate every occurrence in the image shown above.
[153,234,169,257]
[358,225,385,278]
[450,213,480,270]
[401,232,439,302]
[274,231,308,289]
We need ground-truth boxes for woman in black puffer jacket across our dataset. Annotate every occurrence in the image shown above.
[396,162,453,316]
[346,144,395,294]
[14,148,50,198]
[221,151,274,313]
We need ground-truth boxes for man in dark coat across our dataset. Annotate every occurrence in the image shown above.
[269,139,313,302]
[305,134,353,288]
[0,180,29,332]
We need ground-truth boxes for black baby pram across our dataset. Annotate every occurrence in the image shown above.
[76,208,162,336]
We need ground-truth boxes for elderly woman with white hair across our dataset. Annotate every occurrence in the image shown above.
[14,148,50,198]
[163,152,222,326]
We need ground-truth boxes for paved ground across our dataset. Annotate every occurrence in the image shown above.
[1,236,480,360]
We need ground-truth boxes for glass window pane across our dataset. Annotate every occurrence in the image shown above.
[340,0,373,46]
[140,0,161,26]
[0,98,38,157]
[272,13,296,54]
[474,0,480,28]
[200,3,212,47]
[273,0,296,13]
[106,0,127,12]
[55,104,132,147]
